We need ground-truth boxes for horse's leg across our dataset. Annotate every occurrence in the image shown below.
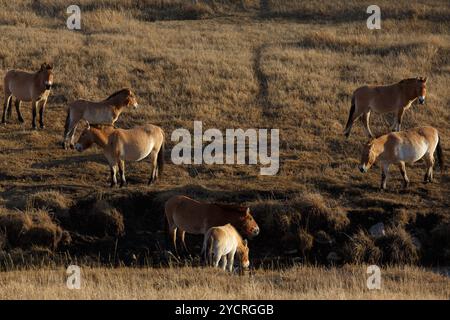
[110,164,118,187]
[118,160,126,187]
[148,151,158,185]
[15,99,24,123]
[38,99,48,129]
[31,100,37,129]
[361,111,374,138]
[180,230,190,255]
[6,97,13,120]
[2,95,12,124]
[395,108,405,132]
[220,255,227,271]
[213,254,221,268]
[398,162,409,188]
[380,162,389,190]
[227,250,235,272]
[423,153,434,183]
[169,226,178,256]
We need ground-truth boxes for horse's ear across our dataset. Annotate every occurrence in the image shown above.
[46,63,53,70]
[423,77,428,83]
[243,239,248,247]
[85,120,90,130]
[40,63,47,71]
[245,208,250,216]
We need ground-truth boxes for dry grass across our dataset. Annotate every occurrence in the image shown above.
[0,265,448,299]
[0,0,448,268]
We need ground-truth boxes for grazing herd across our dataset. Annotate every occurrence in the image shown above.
[1,62,445,272]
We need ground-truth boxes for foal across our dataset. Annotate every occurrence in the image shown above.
[202,224,250,272]
[75,122,165,187]
[359,126,443,190]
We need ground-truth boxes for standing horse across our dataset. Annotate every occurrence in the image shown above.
[74,122,165,187]
[344,77,428,138]
[359,126,443,190]
[2,63,54,129]
[201,224,250,272]
[164,195,260,255]
[63,88,138,149]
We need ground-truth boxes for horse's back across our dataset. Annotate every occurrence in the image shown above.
[164,195,217,234]
[380,127,439,163]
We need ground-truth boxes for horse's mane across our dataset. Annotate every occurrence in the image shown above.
[212,203,248,214]
[399,77,426,84]
[105,88,130,101]
[399,78,417,83]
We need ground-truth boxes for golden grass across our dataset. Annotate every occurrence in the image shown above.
[0,265,448,299]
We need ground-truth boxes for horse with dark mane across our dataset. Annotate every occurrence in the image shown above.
[63,88,138,149]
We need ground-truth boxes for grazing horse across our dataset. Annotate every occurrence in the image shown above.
[63,88,138,149]
[74,122,165,187]
[344,77,428,138]
[201,224,250,272]
[2,63,54,129]
[164,195,260,255]
[359,126,443,190]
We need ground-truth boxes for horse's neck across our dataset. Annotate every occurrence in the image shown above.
[91,128,112,148]
[107,95,126,109]
[33,72,45,90]
[400,81,417,102]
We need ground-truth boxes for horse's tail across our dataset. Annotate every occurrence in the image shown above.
[344,95,356,137]
[207,235,214,266]
[436,135,444,172]
[157,131,165,175]
[201,233,209,264]
[64,106,71,137]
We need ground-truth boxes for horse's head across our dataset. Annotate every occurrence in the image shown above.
[123,89,139,109]
[416,76,427,104]
[39,62,54,90]
[75,122,95,152]
[237,207,260,239]
[105,88,139,109]
[237,239,250,270]
[359,140,377,173]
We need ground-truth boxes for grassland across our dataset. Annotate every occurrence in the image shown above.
[0,265,449,299]
[0,0,449,283]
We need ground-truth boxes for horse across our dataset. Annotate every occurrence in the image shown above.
[2,63,54,129]
[201,224,250,272]
[164,195,260,255]
[74,122,165,187]
[63,88,139,150]
[359,126,443,190]
[344,77,428,138]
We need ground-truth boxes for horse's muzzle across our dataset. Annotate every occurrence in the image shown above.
[74,144,83,152]
[359,165,367,173]
[251,226,260,237]
[418,96,425,104]
[45,84,52,90]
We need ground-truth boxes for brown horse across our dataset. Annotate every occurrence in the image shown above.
[75,122,165,187]
[344,77,428,138]
[164,195,260,255]
[63,88,138,150]
[2,63,54,129]
[359,126,443,190]
[201,224,250,272]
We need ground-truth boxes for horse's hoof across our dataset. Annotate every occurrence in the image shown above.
[40,125,45,129]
